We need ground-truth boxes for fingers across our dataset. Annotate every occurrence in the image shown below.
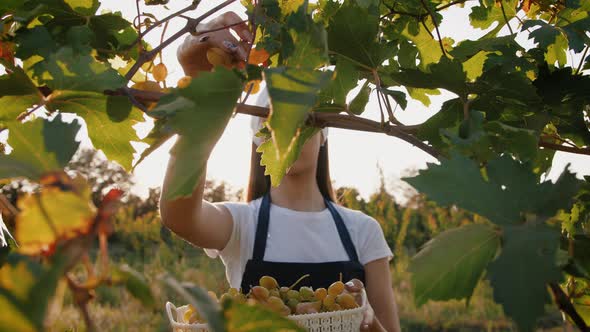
[220,11,253,43]
[345,278,365,293]
[360,305,374,331]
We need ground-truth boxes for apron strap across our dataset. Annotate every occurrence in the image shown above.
[251,192,361,263]
[252,192,271,261]
[324,197,360,263]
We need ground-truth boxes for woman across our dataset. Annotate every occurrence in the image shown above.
[161,10,402,332]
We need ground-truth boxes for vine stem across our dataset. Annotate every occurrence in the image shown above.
[539,141,590,156]
[419,0,447,57]
[134,1,199,45]
[500,0,514,35]
[548,282,590,331]
[575,45,589,75]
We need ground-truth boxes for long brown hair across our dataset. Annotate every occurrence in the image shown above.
[245,140,337,202]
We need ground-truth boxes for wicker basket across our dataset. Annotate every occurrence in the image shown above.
[166,290,367,332]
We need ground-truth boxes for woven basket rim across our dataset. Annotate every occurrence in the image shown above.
[166,289,367,329]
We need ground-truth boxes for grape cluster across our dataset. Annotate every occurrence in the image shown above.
[179,276,364,324]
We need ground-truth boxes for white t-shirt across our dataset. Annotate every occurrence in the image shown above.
[204,197,393,289]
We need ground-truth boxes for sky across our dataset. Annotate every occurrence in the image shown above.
[91,0,590,202]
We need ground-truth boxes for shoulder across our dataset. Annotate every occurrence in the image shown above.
[215,197,262,221]
[331,202,383,235]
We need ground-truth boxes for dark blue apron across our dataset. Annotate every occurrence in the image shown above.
[240,192,366,293]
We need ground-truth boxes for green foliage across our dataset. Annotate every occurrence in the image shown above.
[0,115,81,180]
[151,67,243,200]
[408,224,500,307]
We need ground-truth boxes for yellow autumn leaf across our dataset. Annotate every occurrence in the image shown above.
[15,177,96,255]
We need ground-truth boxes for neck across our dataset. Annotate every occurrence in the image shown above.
[269,168,326,212]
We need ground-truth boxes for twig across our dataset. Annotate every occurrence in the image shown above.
[16,102,46,121]
[121,87,148,112]
[137,1,199,43]
[500,0,514,34]
[66,275,97,332]
[419,0,447,57]
[548,282,590,331]
[539,141,590,156]
[575,46,589,75]
[435,0,471,11]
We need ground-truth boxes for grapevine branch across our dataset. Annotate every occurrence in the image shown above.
[548,282,590,331]
[122,87,590,158]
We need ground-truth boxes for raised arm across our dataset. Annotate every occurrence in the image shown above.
[159,11,252,251]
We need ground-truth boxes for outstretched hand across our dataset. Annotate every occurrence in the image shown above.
[177,11,252,77]
[344,279,387,332]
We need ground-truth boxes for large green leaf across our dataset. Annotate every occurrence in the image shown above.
[0,115,81,180]
[387,58,469,98]
[30,47,125,92]
[408,224,500,306]
[263,66,330,176]
[0,64,43,126]
[47,91,142,170]
[400,18,444,70]
[161,275,226,332]
[112,264,155,308]
[326,2,384,68]
[0,254,68,332]
[403,153,582,225]
[223,300,305,332]
[469,0,517,31]
[151,67,242,200]
[258,125,320,186]
[487,222,563,332]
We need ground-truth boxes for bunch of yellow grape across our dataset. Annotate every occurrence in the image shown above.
[179,275,364,324]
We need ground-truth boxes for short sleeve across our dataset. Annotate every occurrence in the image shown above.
[204,201,251,260]
[357,214,393,265]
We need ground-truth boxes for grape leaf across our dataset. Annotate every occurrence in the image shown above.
[223,300,305,332]
[469,0,517,31]
[326,2,383,68]
[0,115,81,180]
[417,98,462,149]
[317,56,358,107]
[150,67,242,200]
[47,91,142,170]
[487,222,563,332]
[381,89,407,110]
[403,153,582,225]
[263,67,330,168]
[0,254,67,332]
[15,178,96,255]
[284,19,329,69]
[161,275,226,332]
[484,121,538,161]
[258,125,320,185]
[400,18,443,70]
[408,224,500,306]
[112,264,155,308]
[388,57,469,98]
[63,0,99,16]
[30,47,125,92]
[0,64,43,125]
[349,80,371,115]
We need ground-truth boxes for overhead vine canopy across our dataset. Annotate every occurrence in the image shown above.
[0,0,589,331]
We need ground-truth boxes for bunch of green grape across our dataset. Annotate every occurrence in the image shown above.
[180,275,364,324]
